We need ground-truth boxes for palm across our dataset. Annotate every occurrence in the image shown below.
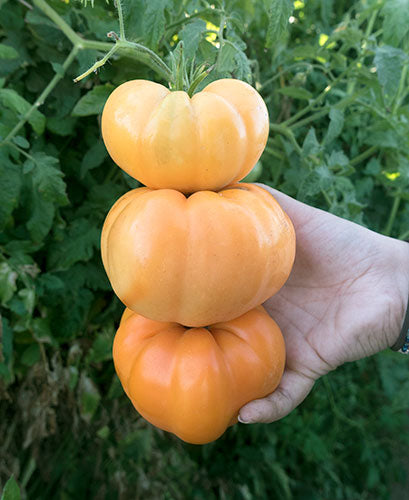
[238,185,408,424]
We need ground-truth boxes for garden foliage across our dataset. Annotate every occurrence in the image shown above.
[1,0,409,498]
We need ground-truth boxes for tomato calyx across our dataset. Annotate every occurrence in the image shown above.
[169,41,214,97]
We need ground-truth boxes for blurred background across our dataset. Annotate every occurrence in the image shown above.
[1,0,409,498]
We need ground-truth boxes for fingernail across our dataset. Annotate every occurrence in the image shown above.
[238,414,251,424]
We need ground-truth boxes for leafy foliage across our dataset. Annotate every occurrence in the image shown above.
[1,0,409,498]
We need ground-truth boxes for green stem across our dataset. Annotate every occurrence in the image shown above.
[187,65,213,97]
[33,0,82,46]
[283,69,349,127]
[215,15,226,72]
[115,0,126,40]
[74,44,119,82]
[321,189,333,208]
[289,108,329,130]
[347,10,378,95]
[33,0,172,82]
[1,46,79,146]
[6,142,36,162]
[166,8,221,31]
[115,40,172,81]
[265,146,285,162]
[398,228,409,241]
[392,63,408,114]
[269,123,302,156]
[365,8,378,38]
[384,193,401,237]
[350,145,377,166]
[259,63,336,92]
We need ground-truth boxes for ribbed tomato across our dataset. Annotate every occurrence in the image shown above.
[101,183,295,327]
[114,306,285,444]
[101,78,269,193]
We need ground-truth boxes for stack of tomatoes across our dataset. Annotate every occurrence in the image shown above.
[100,79,296,444]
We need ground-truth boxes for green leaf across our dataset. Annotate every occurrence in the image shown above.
[46,116,77,137]
[179,20,207,62]
[0,89,45,135]
[86,327,114,364]
[1,317,13,365]
[79,374,101,423]
[217,42,237,74]
[233,48,252,83]
[47,218,100,270]
[12,135,29,149]
[374,46,407,99]
[18,288,35,315]
[0,262,17,305]
[27,196,55,242]
[32,318,54,344]
[0,152,22,230]
[328,150,349,168]
[1,476,21,500]
[71,84,114,117]
[21,344,41,367]
[382,0,409,47]
[297,170,321,199]
[51,62,64,77]
[144,0,167,49]
[302,128,320,156]
[31,153,68,205]
[80,141,107,178]
[265,0,293,48]
[324,108,344,144]
[278,86,312,100]
[0,43,18,59]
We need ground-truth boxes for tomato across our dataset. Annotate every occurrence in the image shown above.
[113,306,285,444]
[101,79,269,193]
[101,183,296,327]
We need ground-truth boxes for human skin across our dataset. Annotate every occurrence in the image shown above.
[238,184,409,424]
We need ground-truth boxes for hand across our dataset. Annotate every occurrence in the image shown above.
[238,184,409,424]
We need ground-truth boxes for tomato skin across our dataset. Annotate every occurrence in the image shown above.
[101,183,296,327]
[114,306,285,444]
[101,79,269,193]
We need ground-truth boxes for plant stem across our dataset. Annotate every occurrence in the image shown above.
[384,193,401,237]
[1,46,79,146]
[32,0,172,82]
[321,189,333,208]
[33,0,82,46]
[398,228,409,241]
[282,69,349,128]
[115,0,126,40]
[265,145,285,161]
[269,123,302,156]
[350,145,377,166]
[166,8,221,31]
[215,15,226,72]
[392,63,408,115]
[7,142,36,162]
[74,45,119,82]
[289,107,329,130]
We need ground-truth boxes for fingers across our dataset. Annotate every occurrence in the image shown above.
[238,370,316,424]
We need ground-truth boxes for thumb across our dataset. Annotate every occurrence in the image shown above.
[238,370,316,424]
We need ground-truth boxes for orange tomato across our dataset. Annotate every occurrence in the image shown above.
[101,183,295,327]
[101,79,269,193]
[113,306,286,444]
